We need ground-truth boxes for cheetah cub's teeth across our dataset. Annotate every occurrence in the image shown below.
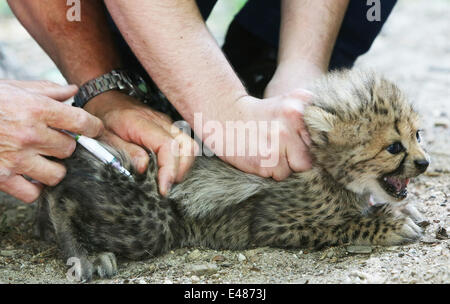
[379,176,411,199]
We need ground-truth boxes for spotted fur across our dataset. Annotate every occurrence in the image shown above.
[36,70,429,281]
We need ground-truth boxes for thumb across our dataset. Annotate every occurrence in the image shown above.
[100,131,150,173]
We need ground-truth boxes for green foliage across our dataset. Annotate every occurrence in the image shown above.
[235,0,249,10]
[0,0,13,17]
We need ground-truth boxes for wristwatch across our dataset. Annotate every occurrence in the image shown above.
[72,69,149,108]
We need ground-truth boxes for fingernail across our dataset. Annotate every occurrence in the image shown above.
[159,183,171,197]
[133,156,148,174]
[166,183,173,194]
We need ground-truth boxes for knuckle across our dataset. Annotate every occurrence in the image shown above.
[9,153,25,168]
[93,117,104,135]
[281,104,303,119]
[281,105,298,116]
[131,148,149,162]
[28,104,44,119]
[48,166,67,186]
[61,140,77,158]
[164,137,178,148]
[16,128,39,146]
[258,168,272,178]
[76,111,91,128]
[272,174,283,182]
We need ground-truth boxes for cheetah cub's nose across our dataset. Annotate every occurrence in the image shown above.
[414,159,429,172]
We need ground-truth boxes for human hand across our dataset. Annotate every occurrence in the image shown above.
[0,80,104,203]
[204,90,313,181]
[264,59,324,98]
[84,91,198,196]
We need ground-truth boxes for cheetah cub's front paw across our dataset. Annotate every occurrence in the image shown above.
[380,217,423,246]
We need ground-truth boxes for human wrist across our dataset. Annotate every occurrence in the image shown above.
[83,90,139,118]
[265,59,325,97]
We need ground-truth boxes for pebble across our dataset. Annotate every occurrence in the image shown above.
[349,271,368,280]
[237,253,247,262]
[148,264,156,273]
[346,246,373,254]
[186,249,202,262]
[436,227,448,240]
[434,119,449,128]
[211,255,226,262]
[0,250,17,257]
[188,263,218,276]
[385,246,400,252]
[417,220,431,228]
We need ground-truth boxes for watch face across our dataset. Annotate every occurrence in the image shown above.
[129,73,148,95]
[127,73,150,102]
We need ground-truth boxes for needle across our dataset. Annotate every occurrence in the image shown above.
[58,129,133,180]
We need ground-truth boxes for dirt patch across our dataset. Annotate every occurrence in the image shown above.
[0,0,449,284]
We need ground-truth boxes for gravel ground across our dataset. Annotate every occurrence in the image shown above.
[0,0,449,284]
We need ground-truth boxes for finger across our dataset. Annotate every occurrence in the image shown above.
[286,136,313,172]
[100,131,149,173]
[148,110,174,125]
[173,133,197,182]
[0,175,43,203]
[35,128,77,159]
[29,83,79,101]
[299,126,312,147]
[17,154,67,186]
[157,141,180,196]
[10,80,79,101]
[271,150,292,181]
[149,116,197,182]
[124,119,181,194]
[37,96,104,138]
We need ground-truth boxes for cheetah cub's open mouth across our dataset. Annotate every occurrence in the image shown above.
[378,175,410,199]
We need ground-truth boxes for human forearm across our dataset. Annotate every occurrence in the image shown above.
[278,0,349,70]
[8,0,121,86]
[266,0,349,97]
[104,0,248,125]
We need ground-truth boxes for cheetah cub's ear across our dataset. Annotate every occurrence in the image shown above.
[304,106,337,145]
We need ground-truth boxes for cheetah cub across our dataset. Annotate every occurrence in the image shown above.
[36,70,430,281]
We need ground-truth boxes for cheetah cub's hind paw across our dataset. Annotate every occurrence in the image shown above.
[69,253,118,282]
[93,252,118,279]
[69,257,95,283]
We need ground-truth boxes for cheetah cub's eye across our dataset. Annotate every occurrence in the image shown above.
[416,130,422,143]
[387,142,405,154]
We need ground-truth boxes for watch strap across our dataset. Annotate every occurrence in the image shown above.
[73,69,135,108]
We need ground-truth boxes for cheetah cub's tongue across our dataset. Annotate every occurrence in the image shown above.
[371,177,411,206]
[385,177,410,192]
